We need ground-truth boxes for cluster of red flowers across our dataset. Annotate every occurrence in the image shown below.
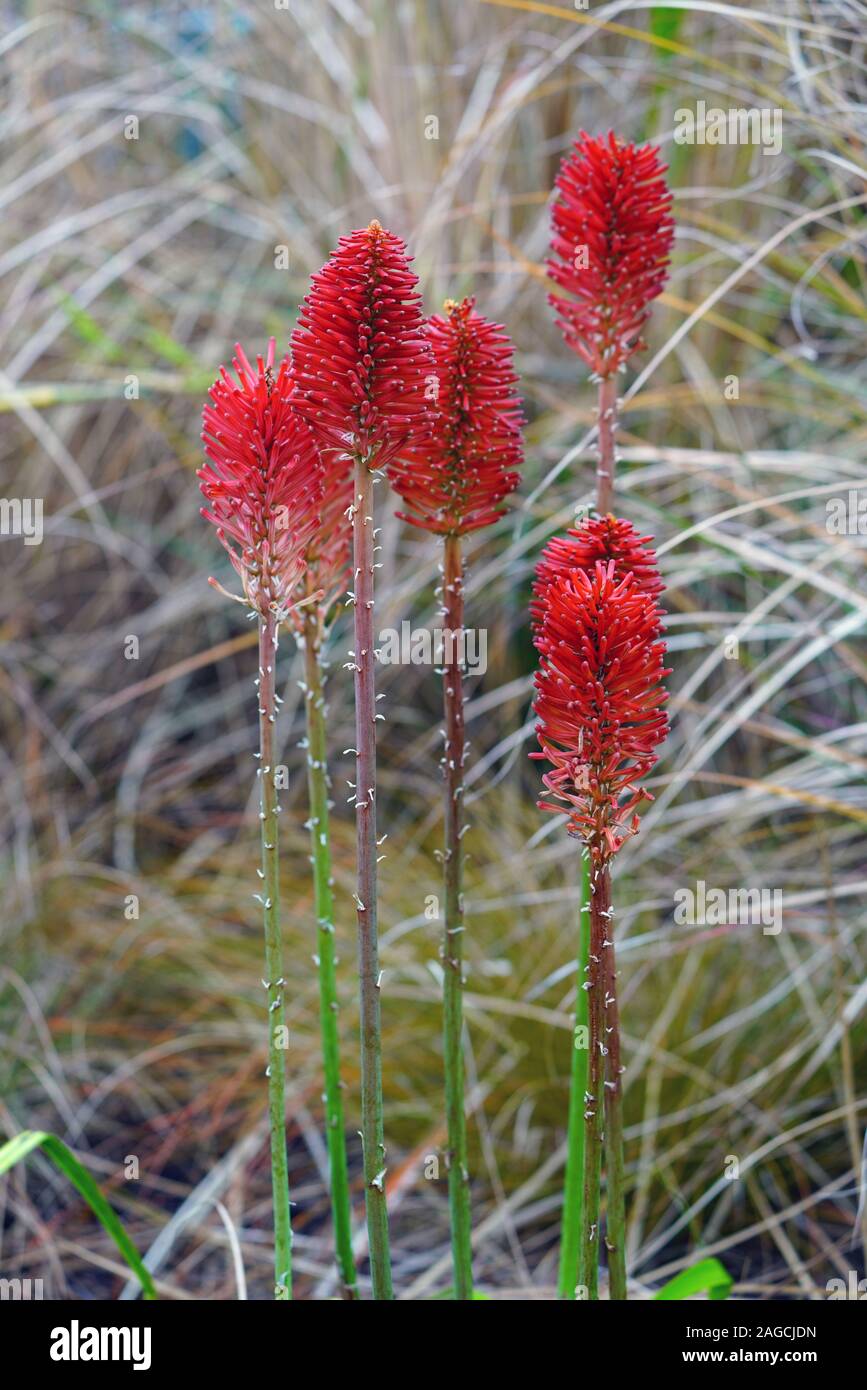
[199,341,323,619]
[201,229,527,623]
[290,220,433,467]
[194,130,674,1304]
[548,131,674,378]
[198,192,670,866]
[533,130,673,858]
[532,514,664,622]
[532,555,669,864]
[389,297,523,536]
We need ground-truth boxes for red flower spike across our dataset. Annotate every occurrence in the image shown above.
[548,131,674,378]
[388,297,523,536]
[532,514,663,633]
[199,340,323,619]
[532,560,670,865]
[290,220,434,467]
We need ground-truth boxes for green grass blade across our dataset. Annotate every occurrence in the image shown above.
[56,292,124,361]
[0,1130,157,1300]
[141,326,197,368]
[650,6,684,46]
[430,1287,491,1299]
[654,1257,733,1301]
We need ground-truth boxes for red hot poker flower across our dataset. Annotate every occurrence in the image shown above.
[548,131,674,379]
[292,222,433,1289]
[388,295,523,1295]
[532,561,669,865]
[389,297,523,536]
[199,341,323,618]
[290,220,433,467]
[532,514,663,632]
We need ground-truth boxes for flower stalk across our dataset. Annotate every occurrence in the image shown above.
[389,297,523,1297]
[291,222,434,1297]
[199,341,323,1301]
[592,382,624,1301]
[580,858,608,1301]
[595,375,618,516]
[601,896,628,1300]
[533,559,669,1300]
[557,851,590,1299]
[545,130,674,1299]
[351,454,392,1299]
[302,593,358,1299]
[441,532,473,1299]
[534,518,660,1299]
[257,608,293,1299]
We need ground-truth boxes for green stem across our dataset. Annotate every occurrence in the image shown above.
[351,456,393,1299]
[441,534,473,1299]
[558,852,591,1298]
[302,607,359,1299]
[257,610,292,1299]
[579,859,608,1299]
[602,901,628,1300]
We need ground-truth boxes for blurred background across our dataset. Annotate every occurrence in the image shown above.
[1,0,865,1300]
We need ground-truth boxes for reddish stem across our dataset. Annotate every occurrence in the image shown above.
[441,534,473,1298]
[595,376,618,514]
[351,455,392,1299]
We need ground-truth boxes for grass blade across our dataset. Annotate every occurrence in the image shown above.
[654,1258,733,1301]
[0,1130,157,1300]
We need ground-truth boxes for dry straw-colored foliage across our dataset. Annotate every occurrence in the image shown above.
[0,0,864,1298]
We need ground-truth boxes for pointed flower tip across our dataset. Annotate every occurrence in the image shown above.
[533,514,664,630]
[548,130,674,377]
[444,295,474,318]
[290,225,432,467]
[389,298,523,537]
